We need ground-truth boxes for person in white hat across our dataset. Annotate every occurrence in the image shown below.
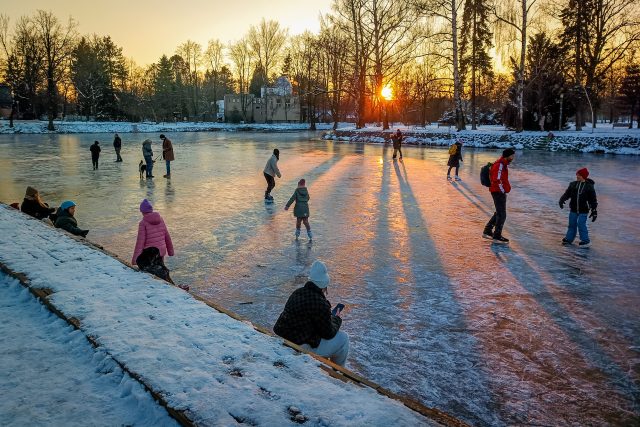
[273,260,349,366]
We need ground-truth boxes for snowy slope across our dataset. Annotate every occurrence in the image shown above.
[0,206,439,426]
[0,272,178,426]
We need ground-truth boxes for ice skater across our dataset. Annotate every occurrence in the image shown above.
[285,178,312,240]
[113,133,122,162]
[447,139,463,181]
[274,260,349,366]
[132,199,174,265]
[263,148,281,201]
[160,134,174,178]
[142,139,154,178]
[90,141,101,170]
[559,167,597,248]
[483,148,515,244]
[391,129,403,160]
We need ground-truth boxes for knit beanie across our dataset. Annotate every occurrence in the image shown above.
[298,179,306,187]
[576,168,589,180]
[140,199,153,213]
[60,200,76,211]
[309,260,330,289]
[502,148,515,158]
[25,186,38,197]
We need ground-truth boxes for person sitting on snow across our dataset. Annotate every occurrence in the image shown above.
[54,201,89,237]
[136,246,174,284]
[274,260,349,366]
[21,186,56,221]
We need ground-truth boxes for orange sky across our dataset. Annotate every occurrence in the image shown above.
[3,0,334,66]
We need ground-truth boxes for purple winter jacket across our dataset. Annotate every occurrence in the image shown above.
[132,212,174,264]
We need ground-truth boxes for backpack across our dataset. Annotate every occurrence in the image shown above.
[448,144,458,155]
[480,162,493,187]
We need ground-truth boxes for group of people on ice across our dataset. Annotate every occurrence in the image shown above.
[88,133,175,179]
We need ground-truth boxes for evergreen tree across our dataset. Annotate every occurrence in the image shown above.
[153,55,175,121]
[71,37,107,119]
[620,64,640,129]
[459,0,493,129]
[249,64,267,97]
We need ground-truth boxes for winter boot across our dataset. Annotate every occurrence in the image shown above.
[295,229,300,239]
[307,230,313,240]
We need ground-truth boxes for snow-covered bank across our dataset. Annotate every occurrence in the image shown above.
[0,272,178,426]
[0,205,446,427]
[325,125,640,155]
[0,120,334,134]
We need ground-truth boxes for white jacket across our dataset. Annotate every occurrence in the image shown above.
[263,154,281,178]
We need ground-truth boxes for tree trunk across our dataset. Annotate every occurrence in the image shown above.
[9,101,15,128]
[47,68,56,131]
[452,0,465,131]
[471,6,477,130]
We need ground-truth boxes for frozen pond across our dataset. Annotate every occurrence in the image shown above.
[1,132,638,426]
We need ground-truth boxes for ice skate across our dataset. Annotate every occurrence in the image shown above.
[578,241,591,248]
[492,235,509,245]
[482,228,493,239]
[562,238,572,245]
[295,229,300,240]
[307,230,313,241]
[454,176,462,181]
[447,175,452,181]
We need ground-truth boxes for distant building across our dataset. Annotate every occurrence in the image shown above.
[0,84,12,119]
[223,76,300,124]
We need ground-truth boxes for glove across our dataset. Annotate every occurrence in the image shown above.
[559,201,564,209]
[589,209,597,222]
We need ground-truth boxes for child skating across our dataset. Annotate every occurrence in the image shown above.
[285,179,312,240]
[559,167,598,248]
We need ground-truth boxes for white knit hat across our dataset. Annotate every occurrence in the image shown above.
[309,260,330,289]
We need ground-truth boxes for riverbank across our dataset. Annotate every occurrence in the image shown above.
[0,204,455,427]
[324,125,640,155]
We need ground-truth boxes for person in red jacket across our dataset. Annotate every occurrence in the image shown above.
[483,148,515,244]
[132,199,174,264]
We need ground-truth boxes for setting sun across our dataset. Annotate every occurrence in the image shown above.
[381,84,393,101]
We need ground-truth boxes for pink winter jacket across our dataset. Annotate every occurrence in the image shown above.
[132,212,174,264]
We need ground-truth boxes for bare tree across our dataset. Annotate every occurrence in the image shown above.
[32,10,77,130]
[493,0,539,133]
[176,40,203,119]
[204,39,225,115]
[228,37,254,121]
[318,18,351,129]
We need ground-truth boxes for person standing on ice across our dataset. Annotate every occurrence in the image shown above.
[391,129,403,160]
[274,260,349,366]
[54,201,89,237]
[446,139,463,181]
[285,178,312,240]
[132,199,174,265]
[90,141,101,170]
[113,133,122,162]
[160,134,174,178]
[142,139,154,178]
[483,148,515,244]
[263,148,281,201]
[559,167,598,248]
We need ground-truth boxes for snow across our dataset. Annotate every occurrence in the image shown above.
[0,119,339,134]
[1,132,639,426]
[0,272,178,426]
[0,205,437,426]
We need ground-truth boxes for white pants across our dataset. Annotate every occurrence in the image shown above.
[301,331,350,366]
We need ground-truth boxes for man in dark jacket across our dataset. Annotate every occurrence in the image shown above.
[559,167,597,247]
[90,141,101,170]
[54,201,89,237]
[483,148,515,244]
[113,134,122,162]
[391,129,403,160]
[274,260,349,366]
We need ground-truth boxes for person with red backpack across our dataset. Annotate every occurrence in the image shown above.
[482,148,515,244]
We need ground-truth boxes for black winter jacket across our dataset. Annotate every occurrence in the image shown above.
[447,142,463,167]
[273,281,342,348]
[54,208,89,237]
[559,179,598,214]
[90,144,101,158]
[21,198,55,220]
[113,136,122,149]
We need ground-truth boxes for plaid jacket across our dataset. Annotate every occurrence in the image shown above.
[273,281,342,348]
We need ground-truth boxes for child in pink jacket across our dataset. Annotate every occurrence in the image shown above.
[132,199,174,265]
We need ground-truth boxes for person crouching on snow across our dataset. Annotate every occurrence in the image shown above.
[136,246,174,284]
[54,201,89,237]
[285,178,312,240]
[273,260,349,366]
[132,199,174,265]
[559,167,598,248]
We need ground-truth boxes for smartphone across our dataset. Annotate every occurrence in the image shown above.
[331,303,345,316]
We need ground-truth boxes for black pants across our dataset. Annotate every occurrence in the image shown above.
[447,166,459,176]
[264,172,275,197]
[92,156,99,169]
[115,148,122,161]
[393,147,403,158]
[486,192,507,237]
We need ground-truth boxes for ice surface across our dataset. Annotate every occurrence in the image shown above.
[0,272,178,426]
[0,132,639,426]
